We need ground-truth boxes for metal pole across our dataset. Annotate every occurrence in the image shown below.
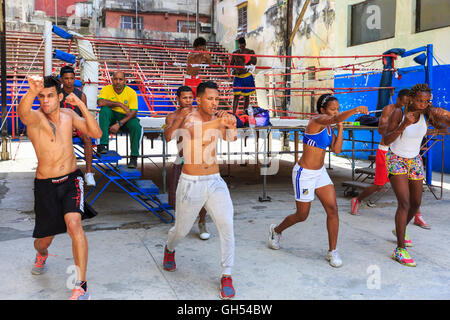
[187,0,190,42]
[425,44,433,185]
[135,0,139,39]
[54,0,57,26]
[44,20,53,76]
[196,0,199,38]
[1,0,10,160]
[162,131,166,194]
[259,129,271,202]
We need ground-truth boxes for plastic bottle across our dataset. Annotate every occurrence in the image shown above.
[248,106,256,128]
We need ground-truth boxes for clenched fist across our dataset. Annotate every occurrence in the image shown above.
[27,75,44,95]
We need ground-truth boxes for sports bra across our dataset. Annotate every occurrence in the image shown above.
[303,126,333,150]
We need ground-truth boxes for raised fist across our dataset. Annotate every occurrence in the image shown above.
[356,106,369,115]
[221,114,236,128]
[179,107,191,118]
[403,111,419,126]
[64,93,82,106]
[27,75,44,95]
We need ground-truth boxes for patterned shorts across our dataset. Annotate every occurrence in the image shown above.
[386,151,424,180]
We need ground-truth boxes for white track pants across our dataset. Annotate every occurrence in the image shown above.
[167,172,235,275]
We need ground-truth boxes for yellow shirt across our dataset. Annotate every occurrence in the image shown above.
[98,85,138,114]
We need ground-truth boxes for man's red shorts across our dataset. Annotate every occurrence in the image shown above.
[184,75,202,98]
[374,145,390,186]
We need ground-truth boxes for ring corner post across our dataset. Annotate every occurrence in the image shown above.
[425,44,433,185]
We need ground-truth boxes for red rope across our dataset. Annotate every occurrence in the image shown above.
[81,36,397,61]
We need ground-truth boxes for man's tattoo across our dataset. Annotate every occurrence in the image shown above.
[48,120,56,141]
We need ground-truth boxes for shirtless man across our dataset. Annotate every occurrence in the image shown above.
[185,37,212,98]
[164,85,210,240]
[230,37,257,114]
[351,89,431,229]
[59,66,96,187]
[18,75,102,300]
[162,81,238,299]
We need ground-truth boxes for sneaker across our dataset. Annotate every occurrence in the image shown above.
[69,286,91,300]
[392,229,413,247]
[96,144,108,155]
[414,213,431,229]
[392,247,416,267]
[351,197,360,215]
[163,246,176,272]
[128,156,138,169]
[31,252,48,275]
[268,224,281,250]
[198,222,210,240]
[326,249,343,268]
[84,172,96,187]
[220,275,235,300]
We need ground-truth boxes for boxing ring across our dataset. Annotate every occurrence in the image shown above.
[3,28,448,206]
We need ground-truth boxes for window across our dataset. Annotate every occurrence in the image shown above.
[416,0,450,33]
[350,0,396,46]
[177,20,196,33]
[200,23,211,34]
[121,16,143,30]
[237,2,248,37]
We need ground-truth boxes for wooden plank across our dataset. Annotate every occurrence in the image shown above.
[341,181,372,189]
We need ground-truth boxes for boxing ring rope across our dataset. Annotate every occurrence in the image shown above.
[3,30,448,202]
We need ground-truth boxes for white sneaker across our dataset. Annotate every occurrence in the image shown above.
[326,249,343,268]
[268,224,281,250]
[85,172,96,187]
[198,222,210,240]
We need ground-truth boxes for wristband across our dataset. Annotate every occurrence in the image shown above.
[117,120,122,127]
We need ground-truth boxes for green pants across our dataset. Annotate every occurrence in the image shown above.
[99,107,143,157]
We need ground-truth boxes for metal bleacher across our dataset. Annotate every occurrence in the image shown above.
[73,138,174,223]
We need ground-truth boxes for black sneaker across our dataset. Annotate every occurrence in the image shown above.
[128,156,138,169]
[97,144,108,154]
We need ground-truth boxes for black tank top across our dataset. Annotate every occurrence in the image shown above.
[60,88,83,116]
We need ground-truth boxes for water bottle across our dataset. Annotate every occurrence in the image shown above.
[247,106,256,128]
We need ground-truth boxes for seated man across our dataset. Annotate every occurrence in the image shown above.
[97,71,143,169]
[59,66,96,186]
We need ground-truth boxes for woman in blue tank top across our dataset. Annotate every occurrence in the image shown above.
[268,94,368,267]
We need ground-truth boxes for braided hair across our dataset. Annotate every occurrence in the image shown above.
[408,83,444,129]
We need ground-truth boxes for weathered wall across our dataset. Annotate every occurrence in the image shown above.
[104,11,210,32]
[102,0,211,16]
[334,0,450,69]
[5,0,35,22]
[34,0,88,18]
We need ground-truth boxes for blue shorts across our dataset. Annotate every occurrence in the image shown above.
[233,72,256,96]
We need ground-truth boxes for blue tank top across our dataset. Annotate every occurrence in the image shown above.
[303,126,333,150]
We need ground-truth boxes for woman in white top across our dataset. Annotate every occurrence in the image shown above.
[384,84,450,267]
